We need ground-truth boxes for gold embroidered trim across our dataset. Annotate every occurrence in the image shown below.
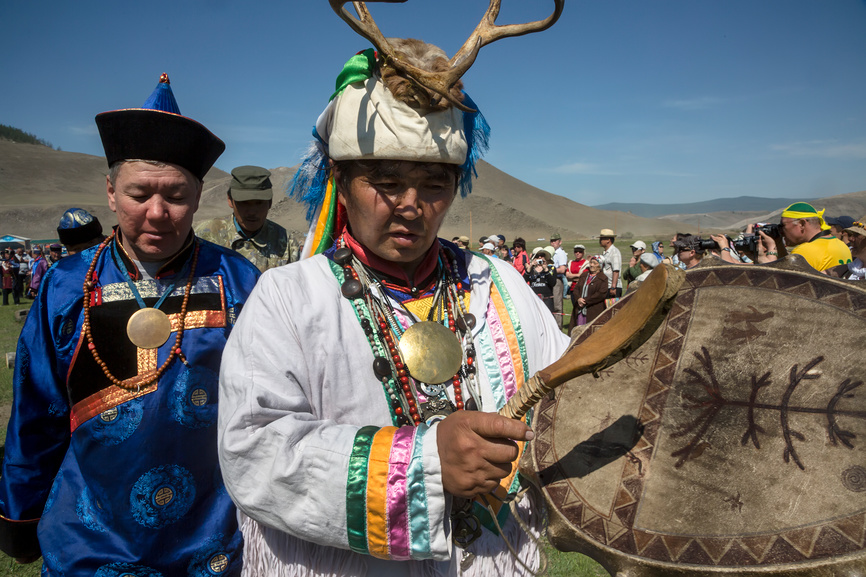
[70,380,158,432]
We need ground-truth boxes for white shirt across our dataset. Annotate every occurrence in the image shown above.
[218,251,568,576]
[552,247,568,281]
[602,245,623,289]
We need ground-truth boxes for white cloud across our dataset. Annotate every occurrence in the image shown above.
[662,97,724,111]
[771,140,866,159]
[550,162,619,175]
[549,162,693,178]
[67,125,99,136]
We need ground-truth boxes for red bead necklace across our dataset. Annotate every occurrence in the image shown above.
[335,244,477,426]
[81,231,199,391]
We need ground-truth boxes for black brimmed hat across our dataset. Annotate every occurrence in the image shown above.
[95,73,225,180]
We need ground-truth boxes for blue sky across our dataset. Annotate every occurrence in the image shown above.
[2,0,865,206]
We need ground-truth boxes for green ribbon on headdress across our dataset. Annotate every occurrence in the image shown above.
[782,202,830,230]
[330,48,377,102]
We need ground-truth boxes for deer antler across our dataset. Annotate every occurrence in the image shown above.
[330,0,564,112]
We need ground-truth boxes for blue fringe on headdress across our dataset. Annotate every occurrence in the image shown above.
[458,93,490,198]
[289,129,332,222]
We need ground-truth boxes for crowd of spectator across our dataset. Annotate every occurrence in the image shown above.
[460,202,865,335]
[0,244,58,304]
[1,208,107,305]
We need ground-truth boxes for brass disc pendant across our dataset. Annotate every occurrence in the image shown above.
[127,308,172,349]
[399,321,463,385]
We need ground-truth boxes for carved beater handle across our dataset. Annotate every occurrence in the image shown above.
[499,264,685,420]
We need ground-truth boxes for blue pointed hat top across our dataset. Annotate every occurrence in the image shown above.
[141,73,181,115]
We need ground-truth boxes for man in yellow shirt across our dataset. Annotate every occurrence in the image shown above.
[758,202,851,271]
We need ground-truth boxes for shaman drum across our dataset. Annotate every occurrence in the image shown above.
[523,256,866,576]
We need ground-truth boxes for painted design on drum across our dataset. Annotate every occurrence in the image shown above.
[130,464,196,529]
[94,562,165,577]
[842,466,866,492]
[531,266,866,570]
[43,468,63,514]
[722,305,774,343]
[187,534,231,576]
[76,484,113,533]
[171,366,218,429]
[89,398,144,446]
[672,348,864,470]
[592,351,650,382]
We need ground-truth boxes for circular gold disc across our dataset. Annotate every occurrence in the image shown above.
[127,308,172,349]
[399,321,463,384]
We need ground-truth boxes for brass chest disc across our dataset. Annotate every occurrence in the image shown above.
[127,308,172,349]
[399,321,463,384]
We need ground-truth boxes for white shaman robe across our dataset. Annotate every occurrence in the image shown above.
[218,249,569,576]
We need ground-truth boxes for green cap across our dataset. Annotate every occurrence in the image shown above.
[230,165,273,201]
[550,232,562,241]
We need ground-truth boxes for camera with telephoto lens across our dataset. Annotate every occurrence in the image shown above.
[732,223,783,254]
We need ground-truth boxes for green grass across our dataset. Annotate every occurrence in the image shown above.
[0,302,32,432]
[0,557,39,576]
[545,542,609,576]
[0,298,609,576]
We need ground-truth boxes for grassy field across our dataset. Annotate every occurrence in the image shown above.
[0,291,609,576]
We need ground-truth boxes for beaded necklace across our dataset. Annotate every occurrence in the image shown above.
[334,241,479,427]
[81,231,199,391]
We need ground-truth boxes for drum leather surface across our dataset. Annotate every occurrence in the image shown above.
[524,257,866,576]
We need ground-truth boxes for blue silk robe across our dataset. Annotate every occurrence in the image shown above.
[0,234,259,576]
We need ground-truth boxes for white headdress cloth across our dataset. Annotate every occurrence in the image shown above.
[315,76,468,164]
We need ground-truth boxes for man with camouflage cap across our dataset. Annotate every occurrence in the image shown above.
[196,165,297,272]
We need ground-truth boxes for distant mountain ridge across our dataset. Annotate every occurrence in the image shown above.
[592,196,812,219]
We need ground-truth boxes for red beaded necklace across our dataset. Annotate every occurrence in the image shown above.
[335,243,478,426]
[81,231,199,391]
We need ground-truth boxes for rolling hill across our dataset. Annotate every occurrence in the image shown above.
[2,139,864,243]
[0,139,693,243]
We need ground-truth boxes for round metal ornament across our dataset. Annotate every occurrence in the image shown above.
[399,321,463,385]
[126,308,172,349]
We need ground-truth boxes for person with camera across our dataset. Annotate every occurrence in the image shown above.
[757,203,851,271]
[568,254,609,333]
[524,248,558,314]
[710,234,754,264]
[674,235,706,269]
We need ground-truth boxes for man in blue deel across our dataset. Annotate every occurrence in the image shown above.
[0,73,259,575]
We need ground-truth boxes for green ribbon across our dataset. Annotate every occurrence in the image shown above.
[346,425,380,554]
[330,48,377,102]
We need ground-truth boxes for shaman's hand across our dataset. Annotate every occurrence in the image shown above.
[437,411,533,498]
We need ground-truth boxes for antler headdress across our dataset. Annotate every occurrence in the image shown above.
[292,0,564,257]
[330,0,564,112]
